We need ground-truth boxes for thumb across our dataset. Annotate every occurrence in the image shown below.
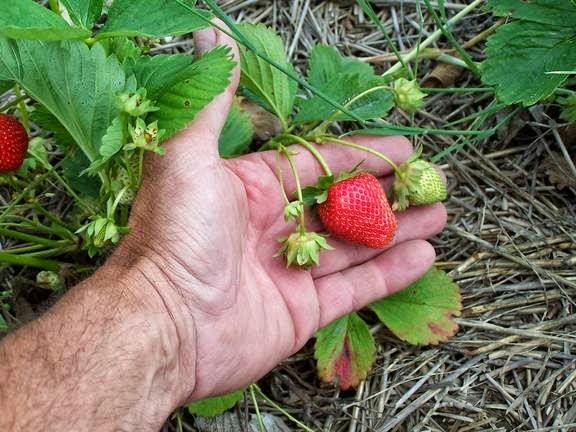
[168,20,241,159]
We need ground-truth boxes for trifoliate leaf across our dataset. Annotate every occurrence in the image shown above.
[0,39,129,162]
[314,313,376,390]
[308,45,375,88]
[99,0,211,38]
[237,23,298,126]
[187,390,244,417]
[0,0,90,40]
[370,268,461,345]
[150,46,235,138]
[483,0,576,106]
[219,103,254,157]
[60,0,103,29]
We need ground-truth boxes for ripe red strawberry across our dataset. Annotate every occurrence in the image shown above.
[0,113,28,172]
[318,173,397,248]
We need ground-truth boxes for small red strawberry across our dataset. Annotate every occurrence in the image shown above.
[317,173,397,248]
[0,113,29,173]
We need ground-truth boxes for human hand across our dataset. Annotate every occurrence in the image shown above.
[116,26,447,404]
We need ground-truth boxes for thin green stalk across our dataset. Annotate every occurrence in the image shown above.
[384,0,484,77]
[0,95,27,113]
[276,148,291,205]
[26,244,79,259]
[248,385,266,432]
[279,145,306,234]
[3,244,47,254]
[13,84,30,132]
[175,0,367,124]
[318,135,401,173]
[314,85,391,133]
[31,153,96,215]
[284,134,332,176]
[356,0,413,78]
[422,0,480,76]
[432,105,519,162]
[0,227,69,249]
[422,87,493,94]
[0,251,61,271]
[48,0,60,14]
[252,385,315,432]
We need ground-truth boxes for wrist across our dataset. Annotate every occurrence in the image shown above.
[102,253,198,406]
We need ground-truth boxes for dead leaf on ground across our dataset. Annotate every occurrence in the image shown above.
[422,63,464,88]
[542,151,576,190]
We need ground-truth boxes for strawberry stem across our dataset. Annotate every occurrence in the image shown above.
[283,134,333,177]
[48,0,60,14]
[275,148,291,205]
[316,135,401,174]
[12,84,30,133]
[279,144,306,234]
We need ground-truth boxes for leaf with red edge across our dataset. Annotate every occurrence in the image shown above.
[314,312,375,389]
[370,267,461,345]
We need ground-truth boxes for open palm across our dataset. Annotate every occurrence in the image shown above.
[121,27,447,402]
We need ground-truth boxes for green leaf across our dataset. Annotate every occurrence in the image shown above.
[308,45,374,88]
[370,268,461,345]
[62,149,101,198]
[483,1,576,106]
[488,0,576,26]
[314,312,376,390]
[99,0,211,38]
[0,80,11,95]
[295,75,394,123]
[87,115,125,172]
[0,39,128,162]
[132,54,196,99]
[187,390,244,417]
[219,103,254,157]
[60,0,103,29]
[237,23,297,126]
[100,38,142,64]
[150,46,235,138]
[31,105,76,149]
[0,0,90,40]
[0,313,7,332]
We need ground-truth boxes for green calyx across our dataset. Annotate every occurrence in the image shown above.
[276,229,334,269]
[392,159,447,211]
[36,270,64,291]
[392,78,427,114]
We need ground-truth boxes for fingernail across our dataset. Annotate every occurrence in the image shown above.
[194,27,218,55]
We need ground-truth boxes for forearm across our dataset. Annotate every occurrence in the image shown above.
[0,261,195,431]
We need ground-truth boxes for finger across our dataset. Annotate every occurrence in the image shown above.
[311,202,447,278]
[315,240,436,328]
[167,20,241,159]
[254,136,414,195]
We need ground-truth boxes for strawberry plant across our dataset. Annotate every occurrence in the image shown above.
[0,0,462,421]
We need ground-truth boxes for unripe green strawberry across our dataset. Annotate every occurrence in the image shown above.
[392,78,426,114]
[0,113,29,173]
[393,160,446,211]
[318,173,397,249]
